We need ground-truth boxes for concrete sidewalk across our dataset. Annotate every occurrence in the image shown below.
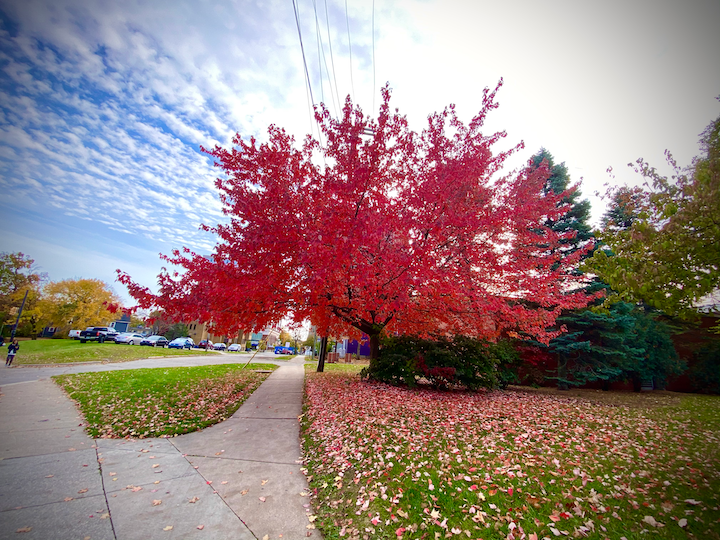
[0,357,319,540]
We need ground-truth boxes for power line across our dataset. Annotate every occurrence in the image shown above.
[344,0,355,103]
[311,0,325,107]
[324,0,342,113]
[312,0,339,117]
[372,0,376,115]
[292,0,319,140]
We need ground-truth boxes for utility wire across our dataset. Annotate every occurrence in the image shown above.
[312,0,339,117]
[324,0,342,113]
[292,0,320,141]
[372,0,376,115]
[344,0,355,103]
[312,0,325,107]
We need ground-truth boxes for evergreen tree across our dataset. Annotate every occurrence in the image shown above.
[530,148,594,265]
[623,308,684,391]
[546,302,682,390]
[550,302,640,389]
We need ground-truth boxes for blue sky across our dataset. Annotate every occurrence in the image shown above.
[1,0,718,306]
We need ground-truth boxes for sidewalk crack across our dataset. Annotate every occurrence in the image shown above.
[94,440,118,540]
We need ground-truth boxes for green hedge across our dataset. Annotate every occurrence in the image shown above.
[690,341,720,394]
[360,335,520,390]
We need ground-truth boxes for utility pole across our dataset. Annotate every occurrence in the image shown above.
[10,289,29,341]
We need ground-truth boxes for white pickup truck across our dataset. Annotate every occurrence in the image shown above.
[69,329,83,339]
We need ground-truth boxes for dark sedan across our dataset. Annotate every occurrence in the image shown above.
[140,335,169,347]
[168,337,194,349]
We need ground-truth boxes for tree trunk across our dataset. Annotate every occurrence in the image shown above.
[557,356,569,391]
[368,332,381,373]
[317,335,328,373]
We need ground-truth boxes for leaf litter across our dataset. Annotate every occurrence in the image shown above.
[301,370,720,539]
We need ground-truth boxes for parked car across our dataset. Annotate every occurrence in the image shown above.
[79,327,119,343]
[213,342,227,351]
[274,346,296,354]
[140,335,169,347]
[196,340,214,349]
[114,333,145,345]
[227,343,242,352]
[68,329,82,339]
[168,337,194,349]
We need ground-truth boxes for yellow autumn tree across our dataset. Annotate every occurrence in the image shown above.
[43,279,121,336]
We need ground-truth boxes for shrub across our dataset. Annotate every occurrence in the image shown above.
[360,335,519,390]
[689,340,720,394]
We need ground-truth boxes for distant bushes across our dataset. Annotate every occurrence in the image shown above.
[360,335,520,390]
[690,341,720,394]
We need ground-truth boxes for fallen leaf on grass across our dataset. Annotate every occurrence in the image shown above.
[152,500,162,506]
[643,516,663,528]
[16,527,32,533]
[684,499,701,506]
[678,518,688,528]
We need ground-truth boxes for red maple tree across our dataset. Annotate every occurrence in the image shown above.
[118,82,595,364]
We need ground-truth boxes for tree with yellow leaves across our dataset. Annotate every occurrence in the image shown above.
[43,279,121,336]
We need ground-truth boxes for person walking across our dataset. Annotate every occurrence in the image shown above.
[6,339,19,366]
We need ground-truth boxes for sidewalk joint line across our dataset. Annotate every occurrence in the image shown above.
[0,491,107,513]
[181,453,301,466]
[166,438,257,538]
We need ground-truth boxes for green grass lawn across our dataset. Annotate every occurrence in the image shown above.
[54,363,277,438]
[305,362,368,373]
[9,338,220,364]
[301,367,720,540]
